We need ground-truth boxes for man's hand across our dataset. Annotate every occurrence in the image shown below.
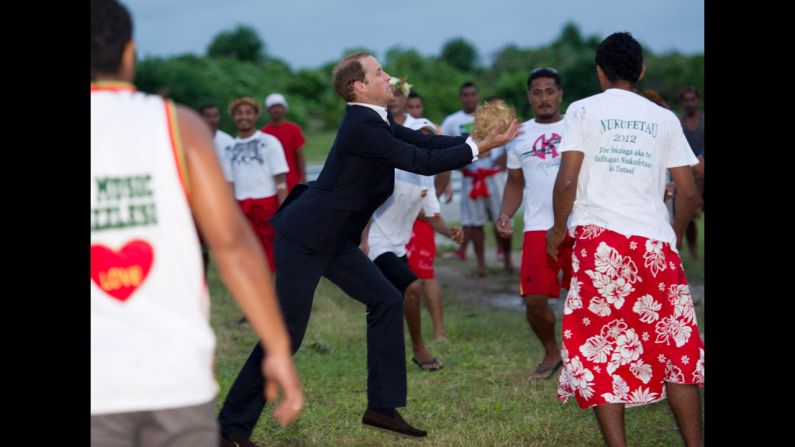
[546,226,566,260]
[476,119,520,155]
[262,352,304,426]
[448,227,464,244]
[496,214,513,239]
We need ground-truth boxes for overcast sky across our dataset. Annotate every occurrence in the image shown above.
[125,0,704,69]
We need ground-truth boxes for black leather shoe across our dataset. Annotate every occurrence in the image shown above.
[220,434,260,447]
[362,408,428,438]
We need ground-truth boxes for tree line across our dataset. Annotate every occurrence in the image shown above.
[135,22,703,134]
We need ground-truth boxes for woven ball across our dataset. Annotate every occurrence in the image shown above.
[471,101,516,140]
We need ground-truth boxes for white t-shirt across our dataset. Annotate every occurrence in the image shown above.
[222,130,289,200]
[441,109,474,138]
[399,112,416,127]
[213,129,235,181]
[560,88,698,248]
[367,170,440,260]
[506,118,566,231]
[403,114,435,134]
[91,87,215,414]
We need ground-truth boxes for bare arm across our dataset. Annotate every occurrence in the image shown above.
[669,165,699,248]
[274,174,287,204]
[547,151,584,259]
[296,150,307,184]
[692,155,704,181]
[425,213,463,244]
[496,168,524,239]
[692,155,704,213]
[434,171,451,198]
[434,171,453,203]
[177,106,303,426]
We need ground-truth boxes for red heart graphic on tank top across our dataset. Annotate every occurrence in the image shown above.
[90,240,154,302]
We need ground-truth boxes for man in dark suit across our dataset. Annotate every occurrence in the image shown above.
[217,52,518,446]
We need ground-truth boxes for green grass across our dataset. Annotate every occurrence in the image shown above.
[209,260,704,446]
[302,130,337,164]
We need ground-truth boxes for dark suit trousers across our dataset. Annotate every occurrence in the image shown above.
[218,232,407,438]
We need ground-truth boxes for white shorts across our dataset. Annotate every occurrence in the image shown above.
[460,172,506,226]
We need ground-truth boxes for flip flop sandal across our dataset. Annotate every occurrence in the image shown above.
[412,357,444,371]
[530,360,563,380]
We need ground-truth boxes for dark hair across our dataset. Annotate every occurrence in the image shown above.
[527,67,562,89]
[198,104,219,114]
[595,32,643,84]
[332,51,371,102]
[407,91,421,100]
[677,86,701,101]
[460,81,477,93]
[91,0,132,80]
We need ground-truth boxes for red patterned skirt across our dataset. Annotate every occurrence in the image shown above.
[557,225,704,408]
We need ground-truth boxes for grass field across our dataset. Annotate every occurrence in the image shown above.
[229,131,706,444]
[208,224,705,446]
[302,130,337,164]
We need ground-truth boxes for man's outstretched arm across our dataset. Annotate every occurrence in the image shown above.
[355,119,519,175]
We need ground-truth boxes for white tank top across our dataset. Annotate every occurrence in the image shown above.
[90,82,216,414]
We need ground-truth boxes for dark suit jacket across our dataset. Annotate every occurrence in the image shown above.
[270,104,474,253]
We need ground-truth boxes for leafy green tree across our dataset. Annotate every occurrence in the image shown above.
[440,37,479,72]
[553,21,585,50]
[207,25,265,62]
